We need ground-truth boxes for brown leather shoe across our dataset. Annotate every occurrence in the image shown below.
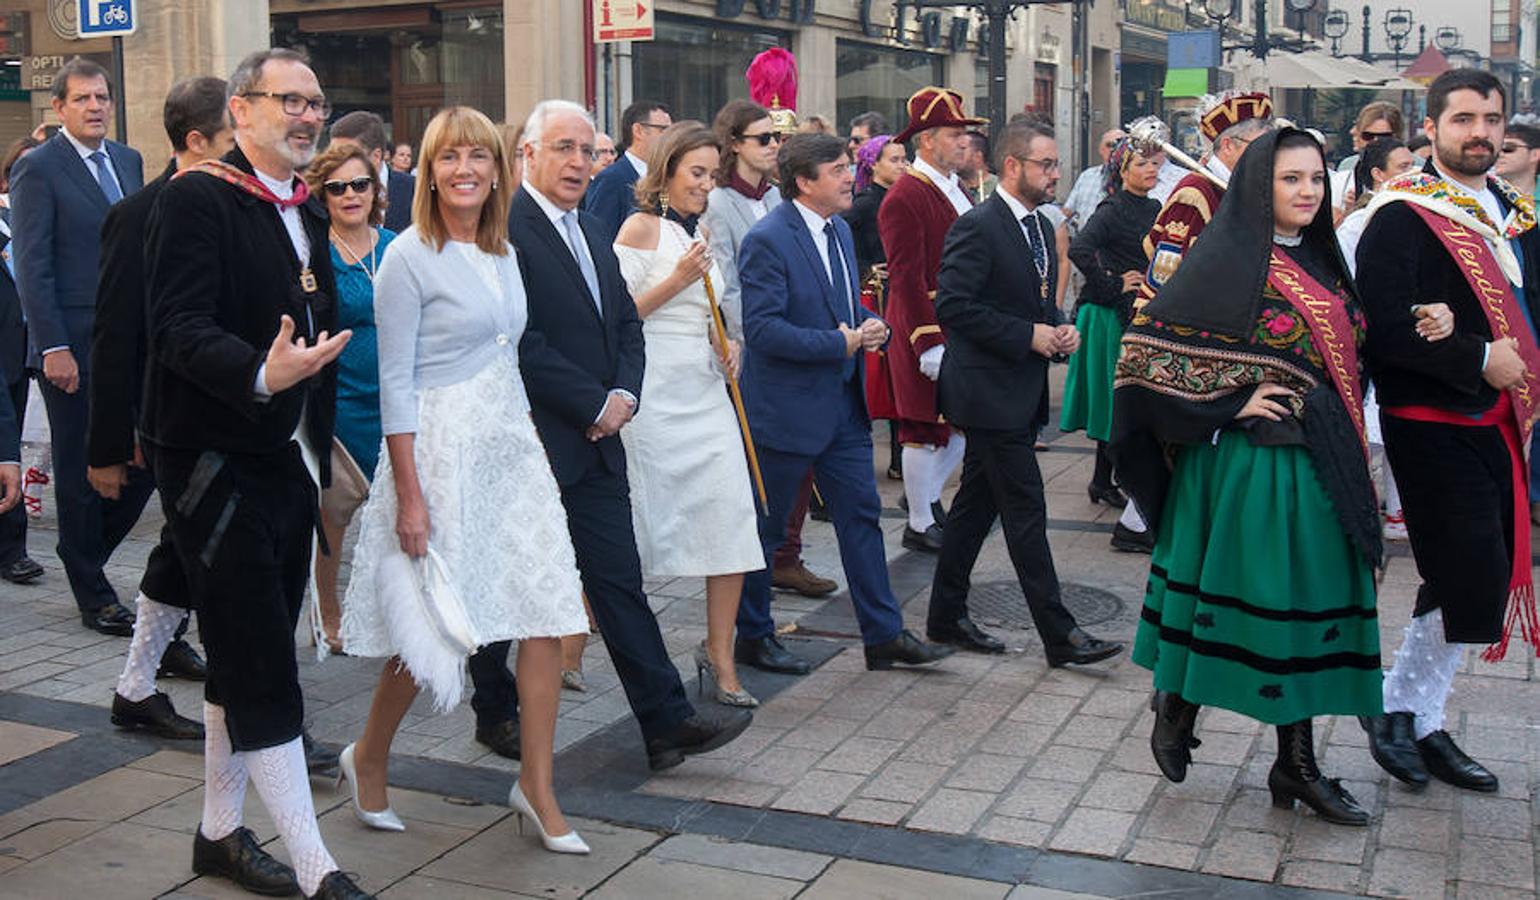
[771,562,837,597]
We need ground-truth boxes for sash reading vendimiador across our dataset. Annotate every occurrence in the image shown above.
[1264,248,1367,454]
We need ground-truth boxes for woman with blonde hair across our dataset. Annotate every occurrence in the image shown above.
[338,106,590,853]
[613,121,765,706]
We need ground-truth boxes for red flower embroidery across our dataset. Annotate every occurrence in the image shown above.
[1266,313,1296,336]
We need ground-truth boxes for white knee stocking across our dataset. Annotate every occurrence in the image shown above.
[902,445,939,531]
[1118,498,1148,533]
[243,737,338,896]
[200,703,248,842]
[934,432,966,492]
[116,594,188,702]
[1382,609,1465,739]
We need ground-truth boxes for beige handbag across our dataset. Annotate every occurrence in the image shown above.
[320,438,371,528]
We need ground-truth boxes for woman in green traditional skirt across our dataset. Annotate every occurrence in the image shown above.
[1062,139,1163,552]
[1111,129,1393,827]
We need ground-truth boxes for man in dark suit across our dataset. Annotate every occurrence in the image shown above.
[481,99,748,772]
[0,148,43,586]
[10,58,151,635]
[925,121,1123,668]
[328,110,416,233]
[735,132,953,674]
[581,99,670,240]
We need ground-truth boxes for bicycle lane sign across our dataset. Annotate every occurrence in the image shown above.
[78,1,136,37]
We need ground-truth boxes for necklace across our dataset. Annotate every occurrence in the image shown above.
[1272,231,1303,247]
[331,227,378,282]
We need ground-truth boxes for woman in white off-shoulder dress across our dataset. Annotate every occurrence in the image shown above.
[337,107,589,854]
[613,122,765,707]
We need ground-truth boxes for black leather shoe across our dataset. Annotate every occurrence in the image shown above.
[302,729,339,773]
[0,557,43,584]
[734,634,812,675]
[1110,522,1154,554]
[1150,691,1201,783]
[1360,712,1428,787]
[474,719,522,760]
[1087,482,1127,508]
[901,523,944,553]
[192,826,300,896]
[157,638,208,681]
[864,629,955,670]
[1269,720,1369,826]
[646,707,753,771]
[930,500,949,528]
[307,871,375,899]
[83,602,135,636]
[1417,730,1498,792]
[926,617,1005,654]
[1044,628,1124,667]
[112,691,204,740]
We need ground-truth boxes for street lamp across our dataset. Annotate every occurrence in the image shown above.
[1203,0,1236,38]
[1285,0,1317,39]
[1384,8,1414,69]
[1323,8,1350,56]
[1434,26,1461,52]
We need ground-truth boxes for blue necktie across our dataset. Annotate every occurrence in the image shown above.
[824,222,852,326]
[1023,212,1047,275]
[561,211,602,317]
[89,150,123,204]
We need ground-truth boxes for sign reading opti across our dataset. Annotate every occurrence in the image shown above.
[77,0,134,37]
[594,0,654,43]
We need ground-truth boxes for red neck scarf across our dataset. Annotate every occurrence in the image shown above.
[729,172,772,201]
[176,159,310,208]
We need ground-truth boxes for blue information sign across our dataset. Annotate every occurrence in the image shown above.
[78,0,135,38]
[1168,31,1221,70]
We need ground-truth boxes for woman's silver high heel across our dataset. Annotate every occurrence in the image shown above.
[337,743,405,832]
[508,781,589,854]
[694,642,759,708]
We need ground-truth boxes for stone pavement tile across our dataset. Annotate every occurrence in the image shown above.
[589,856,804,900]
[857,704,940,740]
[380,788,508,831]
[993,777,1081,823]
[1046,807,1135,857]
[1003,888,1112,900]
[1033,670,1099,699]
[0,720,73,765]
[975,720,1056,758]
[378,875,536,898]
[818,735,905,775]
[1123,838,1199,870]
[1199,829,1284,882]
[1220,789,1297,834]
[976,815,1052,848]
[1453,882,1540,900]
[1026,743,1103,783]
[1199,708,1266,734]
[800,859,1011,900]
[0,766,198,856]
[0,661,70,690]
[1076,688,1147,719]
[1454,726,1531,762]
[777,670,861,702]
[0,821,192,899]
[702,776,782,808]
[1077,770,1158,812]
[1163,762,1238,805]
[943,753,1027,793]
[127,785,281,844]
[1052,715,1128,750]
[739,746,826,787]
[1288,817,1367,864]
[1385,780,1456,811]
[649,833,832,881]
[1376,804,1453,852]
[905,787,996,835]
[746,695,820,730]
[836,798,910,825]
[1188,730,1257,767]
[0,643,68,673]
[636,758,742,800]
[1459,794,1533,841]
[1104,736,1162,776]
[818,688,899,723]
[695,725,783,763]
[421,817,659,898]
[125,749,207,779]
[1135,797,1221,846]
[769,769,865,815]
[896,724,992,767]
[1279,860,1365,894]
[1006,692,1080,726]
[1368,848,1450,900]
[774,714,862,753]
[1457,836,1535,891]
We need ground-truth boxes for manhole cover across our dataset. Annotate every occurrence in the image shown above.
[969,581,1125,629]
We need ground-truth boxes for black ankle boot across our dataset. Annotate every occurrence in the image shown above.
[1268,719,1369,826]
[1149,691,1201,782]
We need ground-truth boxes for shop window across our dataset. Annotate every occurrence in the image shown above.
[836,40,945,139]
[631,15,787,126]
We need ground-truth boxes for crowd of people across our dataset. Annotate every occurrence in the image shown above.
[0,40,1533,898]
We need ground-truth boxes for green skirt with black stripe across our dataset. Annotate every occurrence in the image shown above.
[1059,302,1123,442]
[1131,431,1382,724]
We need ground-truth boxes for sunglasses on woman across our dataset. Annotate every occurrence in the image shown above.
[322,177,374,197]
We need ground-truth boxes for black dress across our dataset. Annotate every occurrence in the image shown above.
[842,182,888,277]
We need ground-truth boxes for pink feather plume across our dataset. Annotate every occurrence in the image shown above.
[746,48,798,112]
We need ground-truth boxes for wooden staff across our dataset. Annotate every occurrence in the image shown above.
[701,269,769,512]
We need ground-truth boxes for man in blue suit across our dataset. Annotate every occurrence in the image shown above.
[11,58,151,635]
[581,100,670,239]
[735,132,954,674]
[0,148,44,586]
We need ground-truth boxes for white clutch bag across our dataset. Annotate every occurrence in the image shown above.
[378,545,479,712]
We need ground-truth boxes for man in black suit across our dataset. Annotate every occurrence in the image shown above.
[10,58,152,635]
[91,77,233,742]
[925,121,1124,668]
[581,99,671,240]
[0,148,42,586]
[329,110,416,234]
[479,99,748,772]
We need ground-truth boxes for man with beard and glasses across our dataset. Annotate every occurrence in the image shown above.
[1357,68,1540,797]
[144,48,369,899]
[924,121,1124,668]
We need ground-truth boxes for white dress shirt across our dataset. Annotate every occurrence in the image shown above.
[625,150,649,179]
[793,199,855,324]
[250,166,314,401]
[61,126,123,200]
[910,155,973,217]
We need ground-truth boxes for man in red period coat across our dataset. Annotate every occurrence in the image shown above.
[879,87,984,553]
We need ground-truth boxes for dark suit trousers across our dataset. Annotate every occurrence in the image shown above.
[39,375,154,613]
[927,426,1076,646]
[469,468,692,741]
[0,377,29,565]
[740,380,905,646]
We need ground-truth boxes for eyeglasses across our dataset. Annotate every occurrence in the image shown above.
[537,139,600,162]
[1360,130,1396,140]
[637,121,669,132]
[740,132,781,147]
[322,176,374,197]
[1502,143,1531,154]
[1014,156,1062,172]
[242,91,331,118]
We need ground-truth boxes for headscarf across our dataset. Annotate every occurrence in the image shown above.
[1100,137,1135,199]
[854,135,893,193]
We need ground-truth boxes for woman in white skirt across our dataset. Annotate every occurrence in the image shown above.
[338,107,589,853]
[613,122,767,707]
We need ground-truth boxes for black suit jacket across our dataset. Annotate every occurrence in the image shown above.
[934,192,1061,431]
[509,186,645,487]
[1357,159,1540,415]
[142,144,337,483]
[383,167,416,234]
[0,209,27,386]
[88,160,173,468]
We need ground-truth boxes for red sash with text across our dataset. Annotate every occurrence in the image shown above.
[1264,248,1367,454]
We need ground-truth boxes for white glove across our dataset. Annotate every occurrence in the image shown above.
[918,345,944,381]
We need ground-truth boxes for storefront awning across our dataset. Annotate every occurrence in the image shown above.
[1229,49,1425,92]
[1162,67,1210,99]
